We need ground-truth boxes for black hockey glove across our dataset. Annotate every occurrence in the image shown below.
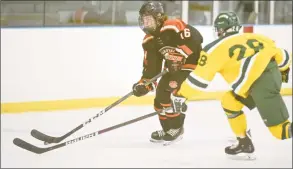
[170,93,187,113]
[132,79,157,97]
[281,68,290,83]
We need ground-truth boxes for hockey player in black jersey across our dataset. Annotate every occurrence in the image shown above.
[132,1,203,145]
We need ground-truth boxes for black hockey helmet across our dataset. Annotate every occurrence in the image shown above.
[138,1,167,35]
[213,12,242,37]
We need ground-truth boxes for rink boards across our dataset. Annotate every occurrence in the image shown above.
[1,25,292,113]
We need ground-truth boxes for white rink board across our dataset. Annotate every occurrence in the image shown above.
[1,25,292,103]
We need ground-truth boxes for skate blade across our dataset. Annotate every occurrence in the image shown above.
[226,153,256,161]
[163,135,183,146]
[150,139,164,144]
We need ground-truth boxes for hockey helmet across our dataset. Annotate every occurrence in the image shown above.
[138,1,167,35]
[214,12,242,38]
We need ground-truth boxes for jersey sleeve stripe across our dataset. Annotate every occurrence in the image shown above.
[160,19,186,33]
[178,45,193,56]
[186,73,209,90]
[175,19,186,30]
[186,77,207,92]
[143,36,154,44]
[189,72,211,84]
[232,53,259,96]
[231,55,254,91]
[182,64,196,70]
[143,51,148,65]
[160,25,180,33]
[175,48,189,58]
[278,49,290,69]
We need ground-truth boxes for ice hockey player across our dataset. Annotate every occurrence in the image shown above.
[170,12,292,158]
[132,1,203,145]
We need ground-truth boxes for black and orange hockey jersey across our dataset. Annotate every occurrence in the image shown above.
[140,18,203,81]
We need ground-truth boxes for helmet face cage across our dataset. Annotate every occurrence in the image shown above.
[214,26,241,37]
[213,27,224,37]
[139,15,157,34]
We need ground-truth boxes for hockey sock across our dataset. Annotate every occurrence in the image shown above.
[221,91,247,138]
[225,109,247,138]
[159,114,170,132]
[268,120,292,140]
[166,113,181,129]
[155,106,170,132]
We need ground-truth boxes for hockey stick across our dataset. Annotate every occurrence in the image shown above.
[13,111,158,154]
[30,70,167,145]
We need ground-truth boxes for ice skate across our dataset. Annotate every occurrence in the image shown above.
[225,130,256,160]
[162,127,184,146]
[150,130,166,143]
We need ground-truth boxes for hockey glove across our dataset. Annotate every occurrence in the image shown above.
[170,93,187,113]
[281,68,290,83]
[132,79,157,97]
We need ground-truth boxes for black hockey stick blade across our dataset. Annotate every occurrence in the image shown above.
[31,129,47,140]
[31,129,57,144]
[30,70,167,145]
[13,138,49,154]
[31,126,80,145]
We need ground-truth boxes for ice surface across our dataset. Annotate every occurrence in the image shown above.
[1,96,292,168]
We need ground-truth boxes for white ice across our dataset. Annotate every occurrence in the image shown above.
[1,96,292,168]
